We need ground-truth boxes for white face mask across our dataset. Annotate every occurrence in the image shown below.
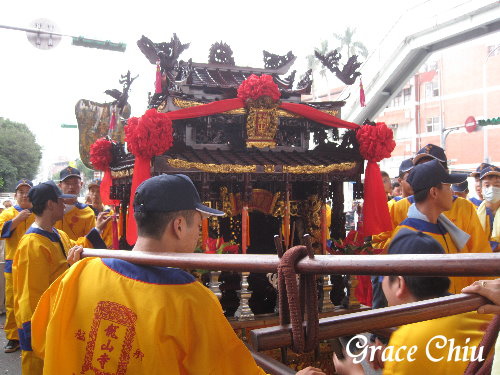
[482,186,500,203]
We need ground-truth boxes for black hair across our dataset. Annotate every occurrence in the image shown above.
[388,275,450,300]
[134,210,196,240]
[413,183,443,203]
[31,198,58,216]
[392,182,400,189]
[381,171,390,179]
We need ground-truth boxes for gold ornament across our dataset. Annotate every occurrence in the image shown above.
[172,97,245,115]
[283,162,356,174]
[166,158,357,175]
[245,98,280,148]
[110,169,132,178]
[168,159,257,173]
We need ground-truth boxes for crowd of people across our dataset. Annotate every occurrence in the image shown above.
[0,145,498,374]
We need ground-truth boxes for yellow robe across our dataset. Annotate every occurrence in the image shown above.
[392,218,488,294]
[476,201,499,251]
[91,208,118,249]
[55,202,96,241]
[0,205,35,340]
[375,196,491,254]
[32,257,267,375]
[13,226,105,375]
[383,311,491,375]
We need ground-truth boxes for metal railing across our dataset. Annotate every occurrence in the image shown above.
[81,249,500,375]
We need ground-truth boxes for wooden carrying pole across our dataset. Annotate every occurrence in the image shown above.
[250,293,490,352]
[245,345,295,375]
[81,250,500,276]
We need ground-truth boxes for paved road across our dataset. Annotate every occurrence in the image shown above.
[0,314,21,374]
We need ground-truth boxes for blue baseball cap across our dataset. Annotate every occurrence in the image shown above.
[452,180,469,193]
[413,144,447,165]
[15,179,33,190]
[470,163,492,178]
[407,159,467,193]
[398,158,414,177]
[59,166,81,182]
[28,181,76,207]
[388,228,445,255]
[134,174,225,216]
[479,164,500,180]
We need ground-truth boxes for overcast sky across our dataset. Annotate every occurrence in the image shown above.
[1,0,432,180]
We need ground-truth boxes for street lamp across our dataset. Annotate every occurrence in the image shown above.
[0,18,126,52]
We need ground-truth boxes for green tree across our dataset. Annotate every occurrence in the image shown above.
[75,158,95,181]
[0,118,42,192]
[333,27,368,59]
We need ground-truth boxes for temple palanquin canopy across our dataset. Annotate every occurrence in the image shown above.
[107,34,364,259]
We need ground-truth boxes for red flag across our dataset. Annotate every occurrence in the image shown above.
[360,78,366,107]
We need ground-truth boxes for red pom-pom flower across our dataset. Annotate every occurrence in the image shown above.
[124,108,173,159]
[90,137,113,171]
[356,122,396,162]
[237,74,281,102]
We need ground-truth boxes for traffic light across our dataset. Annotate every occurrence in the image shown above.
[72,36,126,52]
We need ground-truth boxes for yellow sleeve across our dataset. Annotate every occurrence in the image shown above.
[0,208,17,237]
[391,198,411,228]
[57,229,104,250]
[456,199,491,253]
[13,235,56,352]
[100,209,115,248]
[372,199,399,251]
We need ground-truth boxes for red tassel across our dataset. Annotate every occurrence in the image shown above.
[360,78,366,107]
[109,108,116,131]
[155,60,162,94]
[241,205,248,254]
[126,156,152,245]
[362,161,392,235]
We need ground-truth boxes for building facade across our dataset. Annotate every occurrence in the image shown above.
[376,32,500,176]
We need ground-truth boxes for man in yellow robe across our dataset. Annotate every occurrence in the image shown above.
[375,145,490,255]
[55,166,96,240]
[31,174,323,375]
[391,159,490,293]
[475,165,500,251]
[0,179,34,353]
[87,179,117,249]
[13,180,110,375]
[469,163,491,207]
[334,230,492,375]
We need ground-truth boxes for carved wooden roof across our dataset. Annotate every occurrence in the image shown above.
[166,62,312,97]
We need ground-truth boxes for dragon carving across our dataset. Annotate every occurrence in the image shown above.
[314,50,362,85]
[137,33,190,70]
